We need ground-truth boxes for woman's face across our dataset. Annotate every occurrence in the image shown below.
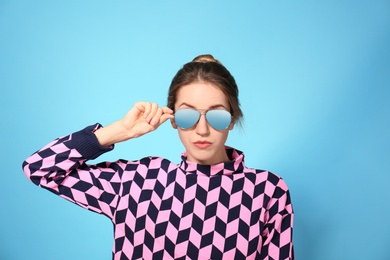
[172,81,234,165]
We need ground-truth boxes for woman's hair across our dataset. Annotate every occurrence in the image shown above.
[167,54,243,126]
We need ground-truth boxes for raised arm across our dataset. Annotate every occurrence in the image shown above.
[22,102,173,219]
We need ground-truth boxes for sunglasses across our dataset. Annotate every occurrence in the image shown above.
[174,108,232,130]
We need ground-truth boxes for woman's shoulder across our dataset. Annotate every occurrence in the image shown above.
[242,165,290,192]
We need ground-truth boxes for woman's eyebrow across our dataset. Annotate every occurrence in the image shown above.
[178,102,196,108]
[209,104,228,109]
[178,102,228,109]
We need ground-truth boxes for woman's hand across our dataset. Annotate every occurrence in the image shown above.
[121,102,174,138]
[95,102,174,146]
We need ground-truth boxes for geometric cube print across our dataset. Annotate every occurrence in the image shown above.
[23,124,294,260]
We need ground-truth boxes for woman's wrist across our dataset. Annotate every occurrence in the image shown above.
[94,121,132,146]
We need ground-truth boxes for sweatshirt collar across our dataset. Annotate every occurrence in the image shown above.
[179,147,245,176]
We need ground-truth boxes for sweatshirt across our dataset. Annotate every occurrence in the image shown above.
[23,124,294,260]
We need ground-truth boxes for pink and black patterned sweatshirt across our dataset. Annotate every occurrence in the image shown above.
[23,124,294,260]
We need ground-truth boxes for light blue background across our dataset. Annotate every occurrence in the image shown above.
[1,1,389,259]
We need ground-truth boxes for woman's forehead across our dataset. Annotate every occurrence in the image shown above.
[175,82,229,108]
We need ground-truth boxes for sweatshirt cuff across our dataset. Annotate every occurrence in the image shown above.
[66,123,114,160]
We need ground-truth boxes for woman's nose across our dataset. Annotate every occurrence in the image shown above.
[195,114,210,136]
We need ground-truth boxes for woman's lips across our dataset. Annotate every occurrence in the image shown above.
[194,141,212,149]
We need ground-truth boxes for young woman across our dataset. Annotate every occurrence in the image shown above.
[23,55,294,260]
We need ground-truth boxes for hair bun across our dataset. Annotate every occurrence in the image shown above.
[192,54,221,64]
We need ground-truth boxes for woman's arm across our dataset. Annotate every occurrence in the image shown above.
[261,176,295,260]
[22,102,173,219]
[22,124,123,218]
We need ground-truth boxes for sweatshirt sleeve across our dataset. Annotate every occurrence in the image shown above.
[261,174,294,260]
[22,124,123,219]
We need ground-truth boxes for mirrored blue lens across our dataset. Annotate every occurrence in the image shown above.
[206,110,232,130]
[174,109,200,129]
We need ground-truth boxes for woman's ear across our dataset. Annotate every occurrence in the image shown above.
[171,118,178,129]
[228,118,235,130]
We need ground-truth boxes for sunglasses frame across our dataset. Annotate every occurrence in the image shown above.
[174,108,233,130]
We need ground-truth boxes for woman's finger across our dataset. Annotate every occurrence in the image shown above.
[142,102,152,119]
[162,107,174,115]
[145,103,157,122]
[150,107,163,126]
